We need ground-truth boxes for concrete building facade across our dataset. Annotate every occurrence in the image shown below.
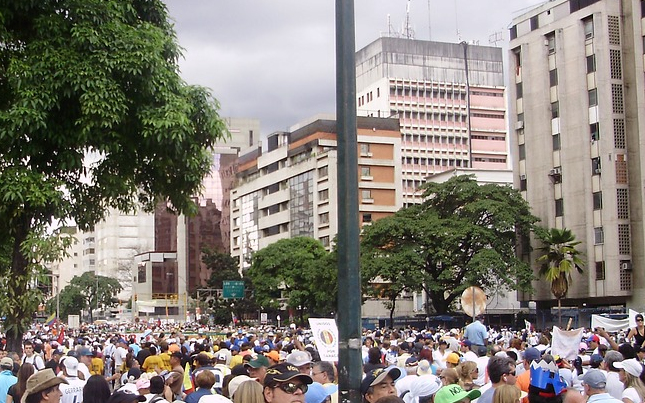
[355,37,508,205]
[508,0,645,311]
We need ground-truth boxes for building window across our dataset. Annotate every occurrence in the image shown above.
[360,143,371,156]
[618,224,631,254]
[555,198,564,217]
[362,190,373,203]
[593,191,602,210]
[592,157,601,175]
[361,166,371,178]
[363,213,372,223]
[549,69,558,87]
[583,17,594,39]
[595,261,605,280]
[547,34,556,54]
[320,236,330,248]
[519,177,527,191]
[516,82,523,98]
[586,55,596,73]
[319,212,329,225]
[614,118,626,148]
[590,122,599,141]
[318,165,328,178]
[552,133,561,151]
[608,15,620,45]
[530,15,539,31]
[612,84,624,114]
[319,189,329,201]
[519,144,526,161]
[138,265,146,283]
[551,101,559,119]
[609,49,622,79]
[510,25,518,40]
[617,188,629,219]
[588,88,598,106]
[594,227,604,244]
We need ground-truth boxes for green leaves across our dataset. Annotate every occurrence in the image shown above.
[361,175,540,314]
[535,227,585,299]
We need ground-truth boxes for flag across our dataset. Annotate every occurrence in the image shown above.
[45,313,56,326]
[57,328,65,345]
[182,362,194,394]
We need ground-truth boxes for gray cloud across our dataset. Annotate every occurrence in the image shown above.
[164,0,542,136]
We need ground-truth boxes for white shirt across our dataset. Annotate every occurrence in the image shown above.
[433,349,450,369]
[606,371,624,400]
[22,354,45,370]
[77,362,91,381]
[623,387,642,403]
[59,376,86,403]
[114,347,128,369]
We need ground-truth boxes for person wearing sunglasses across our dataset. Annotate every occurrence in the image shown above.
[263,363,313,403]
[475,356,517,403]
[627,314,645,350]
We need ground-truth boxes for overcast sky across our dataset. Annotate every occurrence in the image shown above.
[164,0,543,136]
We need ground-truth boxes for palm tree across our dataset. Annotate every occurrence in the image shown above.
[536,227,585,326]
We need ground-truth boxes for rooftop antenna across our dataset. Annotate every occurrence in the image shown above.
[455,0,460,41]
[489,31,504,46]
[427,0,432,40]
[403,0,415,39]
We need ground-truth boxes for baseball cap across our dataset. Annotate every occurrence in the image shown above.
[136,378,151,390]
[63,356,79,377]
[245,355,269,369]
[266,351,281,362]
[0,357,13,368]
[460,340,472,347]
[434,384,481,403]
[586,334,600,343]
[446,352,460,365]
[106,391,146,403]
[614,358,643,378]
[360,367,402,396]
[228,375,252,398]
[405,356,419,367]
[286,350,312,367]
[305,382,338,403]
[264,363,313,387]
[579,369,606,389]
[589,354,603,368]
[216,352,227,361]
[523,347,541,363]
[78,347,93,356]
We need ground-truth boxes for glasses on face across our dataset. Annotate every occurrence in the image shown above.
[311,372,323,377]
[506,371,516,376]
[637,319,644,322]
[274,382,308,394]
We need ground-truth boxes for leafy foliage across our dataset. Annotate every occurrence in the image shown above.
[201,249,259,325]
[0,0,227,350]
[49,272,123,322]
[361,175,539,314]
[246,237,337,323]
[535,227,584,300]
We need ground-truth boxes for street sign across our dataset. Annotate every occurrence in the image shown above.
[223,281,245,299]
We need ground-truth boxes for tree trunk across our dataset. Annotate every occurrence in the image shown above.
[389,296,396,328]
[558,298,562,328]
[6,214,32,355]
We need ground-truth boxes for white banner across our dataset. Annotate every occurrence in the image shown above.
[309,318,339,362]
[551,326,583,361]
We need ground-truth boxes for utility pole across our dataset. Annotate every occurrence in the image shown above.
[335,1,362,402]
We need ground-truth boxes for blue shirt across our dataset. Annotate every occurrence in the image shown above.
[464,320,488,346]
[185,388,212,403]
[0,370,17,403]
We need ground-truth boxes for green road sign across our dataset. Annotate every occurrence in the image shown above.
[223,280,245,299]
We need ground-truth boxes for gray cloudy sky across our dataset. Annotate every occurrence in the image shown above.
[164,0,543,136]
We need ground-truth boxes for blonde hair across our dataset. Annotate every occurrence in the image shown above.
[233,380,264,403]
[493,384,521,403]
[456,361,478,388]
[623,372,645,401]
[440,368,459,385]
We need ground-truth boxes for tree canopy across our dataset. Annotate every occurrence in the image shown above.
[0,0,227,350]
[361,175,539,314]
[246,237,337,323]
[49,271,123,322]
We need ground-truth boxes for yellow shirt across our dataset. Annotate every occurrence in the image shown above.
[91,357,104,375]
[229,354,243,369]
[142,355,165,373]
[159,352,172,371]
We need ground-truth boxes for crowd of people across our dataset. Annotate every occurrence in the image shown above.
[3,313,645,403]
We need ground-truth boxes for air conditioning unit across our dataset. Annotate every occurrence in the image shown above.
[621,262,632,271]
[595,168,602,174]
[549,167,562,176]
[519,174,527,180]
[516,121,524,130]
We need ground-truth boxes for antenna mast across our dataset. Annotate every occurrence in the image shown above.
[427,0,432,40]
[403,0,414,39]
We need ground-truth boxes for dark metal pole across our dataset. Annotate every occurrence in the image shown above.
[335,1,362,403]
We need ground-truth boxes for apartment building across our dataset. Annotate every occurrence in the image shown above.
[355,37,508,205]
[508,0,645,310]
[230,116,402,270]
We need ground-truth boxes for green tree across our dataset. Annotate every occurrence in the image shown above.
[247,237,337,323]
[0,0,227,351]
[201,249,259,325]
[536,227,585,326]
[49,272,123,322]
[361,175,539,315]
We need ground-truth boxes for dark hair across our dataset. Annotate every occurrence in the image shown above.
[14,363,35,402]
[619,343,636,360]
[367,347,382,365]
[149,346,157,355]
[150,376,165,394]
[487,356,515,384]
[83,375,111,403]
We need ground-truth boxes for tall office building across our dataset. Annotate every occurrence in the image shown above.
[508,0,645,310]
[355,37,508,205]
[230,116,402,275]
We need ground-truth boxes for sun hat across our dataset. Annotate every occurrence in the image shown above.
[434,384,481,403]
[22,369,68,403]
[305,382,338,403]
[63,356,79,377]
[614,358,643,378]
[227,375,253,398]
